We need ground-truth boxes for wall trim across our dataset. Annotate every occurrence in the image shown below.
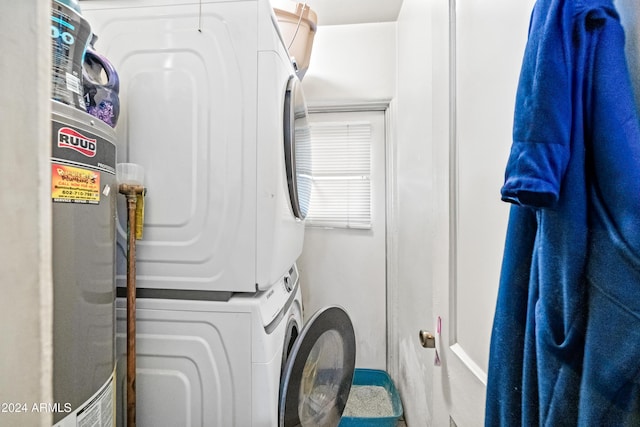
[385,99,400,381]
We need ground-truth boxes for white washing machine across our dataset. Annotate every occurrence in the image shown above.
[114,265,356,426]
[81,0,312,293]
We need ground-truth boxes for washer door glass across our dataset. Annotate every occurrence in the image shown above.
[279,306,356,427]
[283,75,312,220]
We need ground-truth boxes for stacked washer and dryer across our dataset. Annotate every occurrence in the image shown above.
[80,1,355,426]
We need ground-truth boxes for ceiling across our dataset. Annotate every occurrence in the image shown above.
[270,0,405,26]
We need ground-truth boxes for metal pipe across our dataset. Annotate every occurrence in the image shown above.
[119,183,144,427]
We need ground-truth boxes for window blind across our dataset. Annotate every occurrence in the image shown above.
[306,120,372,229]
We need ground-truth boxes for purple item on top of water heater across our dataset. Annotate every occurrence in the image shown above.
[83,43,120,127]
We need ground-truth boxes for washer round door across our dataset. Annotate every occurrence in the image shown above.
[279,306,356,427]
[283,75,312,220]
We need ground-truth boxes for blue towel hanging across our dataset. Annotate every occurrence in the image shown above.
[486,0,640,424]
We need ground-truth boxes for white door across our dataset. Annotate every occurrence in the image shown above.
[430,0,535,425]
[297,109,387,370]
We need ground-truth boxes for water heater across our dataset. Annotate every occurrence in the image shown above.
[49,0,118,424]
[51,100,117,426]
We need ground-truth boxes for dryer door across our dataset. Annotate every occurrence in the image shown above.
[279,306,356,427]
[283,76,312,220]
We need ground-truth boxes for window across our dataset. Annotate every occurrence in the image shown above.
[305,120,372,229]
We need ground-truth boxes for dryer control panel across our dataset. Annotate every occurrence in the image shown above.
[259,265,299,331]
[283,264,298,292]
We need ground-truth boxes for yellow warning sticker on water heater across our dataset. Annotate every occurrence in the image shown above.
[52,164,100,204]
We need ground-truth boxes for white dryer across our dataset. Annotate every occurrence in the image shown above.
[113,265,356,426]
[81,0,312,292]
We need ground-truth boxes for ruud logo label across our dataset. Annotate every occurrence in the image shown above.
[57,127,97,158]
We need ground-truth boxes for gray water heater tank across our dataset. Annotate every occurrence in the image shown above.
[51,100,117,426]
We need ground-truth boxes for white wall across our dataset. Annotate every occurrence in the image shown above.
[299,110,388,370]
[0,1,53,426]
[300,14,440,424]
[298,19,396,370]
[303,1,532,425]
[300,10,441,425]
[302,22,396,105]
